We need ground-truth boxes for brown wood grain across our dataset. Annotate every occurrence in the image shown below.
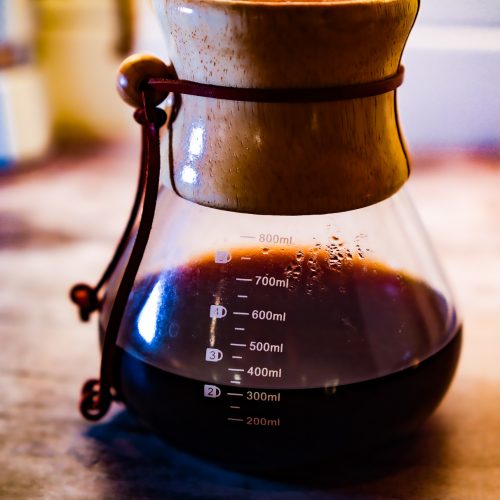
[154,0,418,214]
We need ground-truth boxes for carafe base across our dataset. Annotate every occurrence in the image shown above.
[114,329,461,472]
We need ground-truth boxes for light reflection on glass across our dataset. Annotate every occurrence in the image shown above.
[180,125,205,185]
[209,294,222,348]
[137,280,163,344]
[181,165,197,184]
[188,126,204,156]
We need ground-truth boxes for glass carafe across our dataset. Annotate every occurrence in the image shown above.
[101,188,460,468]
[73,0,461,470]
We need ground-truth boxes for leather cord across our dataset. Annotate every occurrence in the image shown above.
[77,94,167,420]
[147,65,404,103]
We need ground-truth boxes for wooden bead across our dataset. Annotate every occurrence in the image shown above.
[116,54,174,107]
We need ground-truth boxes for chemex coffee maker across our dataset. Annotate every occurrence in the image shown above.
[71,0,461,470]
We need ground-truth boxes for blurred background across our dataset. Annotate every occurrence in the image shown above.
[1,0,164,164]
[401,0,500,151]
[1,0,499,165]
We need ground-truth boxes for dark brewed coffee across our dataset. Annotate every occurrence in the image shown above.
[110,247,461,470]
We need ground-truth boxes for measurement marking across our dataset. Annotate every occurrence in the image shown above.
[234,327,245,331]
[233,312,249,316]
[237,294,248,299]
[228,368,244,372]
[230,343,247,347]
[230,380,241,385]
[232,355,243,359]
[227,417,244,422]
[240,236,256,239]
[230,406,241,409]
[241,256,251,260]
[227,392,243,397]
[235,278,252,282]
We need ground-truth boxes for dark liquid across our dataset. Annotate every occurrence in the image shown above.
[110,247,461,470]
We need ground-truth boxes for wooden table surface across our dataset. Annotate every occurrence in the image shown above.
[1,145,499,499]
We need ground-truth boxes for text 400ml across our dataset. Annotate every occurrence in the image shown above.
[247,366,282,378]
